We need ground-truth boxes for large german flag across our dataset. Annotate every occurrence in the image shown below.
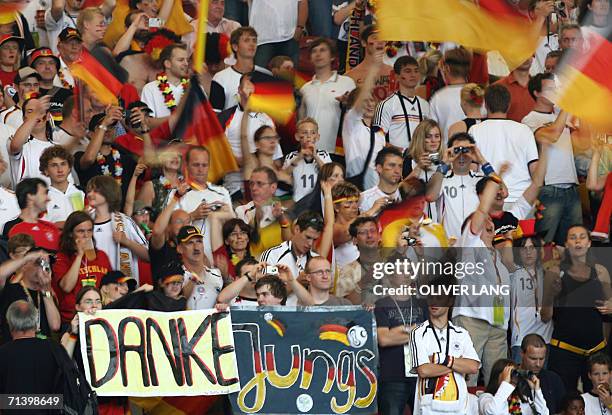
[0,2,19,24]
[377,0,541,70]
[173,76,239,183]
[555,28,612,131]
[69,49,124,105]
[248,80,296,125]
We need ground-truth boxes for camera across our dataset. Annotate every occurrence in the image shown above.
[402,236,418,246]
[37,258,51,274]
[264,266,279,276]
[453,146,470,155]
[553,1,567,18]
[428,153,441,165]
[148,17,162,28]
[125,109,142,130]
[512,369,534,379]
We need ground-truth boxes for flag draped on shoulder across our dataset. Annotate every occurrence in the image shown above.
[69,49,124,105]
[555,28,612,131]
[173,76,239,183]
[377,0,541,70]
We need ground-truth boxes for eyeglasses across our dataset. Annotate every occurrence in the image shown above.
[81,299,102,306]
[308,269,332,277]
[249,180,271,187]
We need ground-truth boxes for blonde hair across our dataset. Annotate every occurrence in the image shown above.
[460,83,485,109]
[418,49,442,77]
[296,117,319,132]
[408,119,443,161]
[77,7,104,33]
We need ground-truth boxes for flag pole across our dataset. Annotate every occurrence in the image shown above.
[193,0,209,73]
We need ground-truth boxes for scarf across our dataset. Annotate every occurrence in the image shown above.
[112,212,138,282]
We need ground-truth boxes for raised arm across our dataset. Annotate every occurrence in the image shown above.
[471,164,509,235]
[124,163,147,216]
[50,0,66,22]
[113,13,147,56]
[240,106,258,178]
[80,106,123,169]
[10,96,50,155]
[534,110,569,144]
[317,181,335,258]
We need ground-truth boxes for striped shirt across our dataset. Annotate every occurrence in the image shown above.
[372,92,430,150]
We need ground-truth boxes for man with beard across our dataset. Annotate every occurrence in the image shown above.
[141,43,189,119]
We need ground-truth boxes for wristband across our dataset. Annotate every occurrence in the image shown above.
[436,163,450,175]
[481,162,494,176]
[489,174,503,185]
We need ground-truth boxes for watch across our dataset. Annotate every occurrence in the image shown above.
[98,124,108,131]
[42,291,52,298]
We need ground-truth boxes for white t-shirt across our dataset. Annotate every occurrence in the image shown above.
[429,84,466,142]
[283,149,332,202]
[259,240,319,278]
[453,221,511,329]
[141,78,186,118]
[0,124,16,189]
[510,267,553,347]
[183,266,224,310]
[222,107,282,196]
[44,183,85,223]
[342,107,384,191]
[248,0,300,45]
[522,110,577,186]
[174,184,234,262]
[8,137,55,187]
[411,321,480,415]
[437,171,482,239]
[359,186,400,214]
[1,107,23,130]
[372,92,431,150]
[213,66,273,110]
[582,392,612,415]
[45,9,78,54]
[300,71,356,153]
[0,187,19,234]
[93,214,148,283]
[469,119,539,203]
[53,127,90,155]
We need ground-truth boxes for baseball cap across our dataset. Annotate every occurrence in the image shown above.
[127,100,153,114]
[29,47,60,69]
[14,67,41,84]
[0,34,24,50]
[158,261,185,286]
[177,225,203,244]
[58,27,82,42]
[101,270,137,291]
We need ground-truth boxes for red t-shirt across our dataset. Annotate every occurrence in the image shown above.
[8,220,60,252]
[52,250,111,322]
[0,70,17,88]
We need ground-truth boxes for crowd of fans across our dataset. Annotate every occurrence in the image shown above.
[0,0,610,414]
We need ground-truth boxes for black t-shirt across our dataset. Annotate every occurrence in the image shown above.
[74,145,136,203]
[0,337,64,414]
[1,217,23,240]
[374,296,427,382]
[149,241,180,282]
[538,369,566,415]
[0,283,51,343]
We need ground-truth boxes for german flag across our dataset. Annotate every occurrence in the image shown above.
[319,324,350,346]
[248,80,296,125]
[69,49,123,105]
[173,76,239,183]
[266,318,286,337]
[555,28,612,131]
[377,0,541,70]
[0,2,19,24]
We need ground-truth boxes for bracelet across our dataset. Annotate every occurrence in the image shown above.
[69,333,78,341]
[173,191,183,201]
[141,129,150,134]
[481,162,494,176]
[436,163,450,175]
[98,124,108,131]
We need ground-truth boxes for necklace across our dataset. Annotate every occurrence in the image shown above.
[391,295,413,330]
[157,73,189,112]
[20,281,41,334]
[96,148,122,186]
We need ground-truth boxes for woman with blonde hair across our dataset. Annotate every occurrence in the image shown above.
[416,49,444,100]
[448,83,486,138]
[77,7,107,50]
[405,118,443,222]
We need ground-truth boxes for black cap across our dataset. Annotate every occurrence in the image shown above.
[177,225,203,244]
[58,27,82,42]
[157,261,185,286]
[127,100,153,114]
[100,270,137,291]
